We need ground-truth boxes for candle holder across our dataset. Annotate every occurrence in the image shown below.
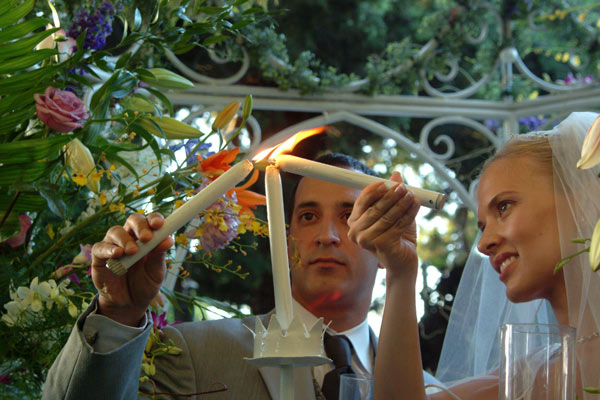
[245,314,330,400]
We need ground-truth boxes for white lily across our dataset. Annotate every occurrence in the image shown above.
[577,114,600,169]
[65,138,99,193]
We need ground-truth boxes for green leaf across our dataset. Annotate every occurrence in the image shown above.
[0,66,58,94]
[0,0,34,30]
[0,105,35,134]
[0,28,58,61]
[196,6,228,15]
[133,8,142,31]
[160,287,183,313]
[115,51,132,69]
[37,183,67,218]
[202,35,231,46]
[0,161,55,185]
[145,87,173,116]
[0,0,18,17]
[0,49,57,74]
[0,192,46,212]
[129,122,163,166]
[0,212,20,243]
[153,173,174,204]
[0,134,72,164]
[100,151,138,178]
[231,19,253,30]
[0,17,49,43]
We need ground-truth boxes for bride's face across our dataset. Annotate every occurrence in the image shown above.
[476,155,564,304]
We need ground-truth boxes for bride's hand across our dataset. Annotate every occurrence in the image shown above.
[347,171,420,280]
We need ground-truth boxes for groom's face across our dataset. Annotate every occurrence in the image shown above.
[287,174,379,314]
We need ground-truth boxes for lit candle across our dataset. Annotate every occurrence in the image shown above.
[275,154,446,209]
[265,165,294,330]
[106,160,254,276]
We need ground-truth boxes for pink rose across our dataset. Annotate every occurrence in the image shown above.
[34,86,88,133]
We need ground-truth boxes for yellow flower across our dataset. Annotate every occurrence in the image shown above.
[72,173,87,186]
[579,12,587,22]
[109,203,126,213]
[90,170,103,182]
[554,53,562,62]
[99,192,107,205]
[175,233,189,246]
[175,200,184,208]
[562,52,570,63]
[136,209,146,215]
[148,188,156,195]
[133,190,140,196]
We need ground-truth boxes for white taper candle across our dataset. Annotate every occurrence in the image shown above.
[275,154,446,209]
[106,160,254,276]
[265,165,294,330]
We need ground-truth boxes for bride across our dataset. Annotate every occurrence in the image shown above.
[348,112,600,399]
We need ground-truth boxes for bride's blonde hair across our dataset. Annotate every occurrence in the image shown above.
[483,133,553,174]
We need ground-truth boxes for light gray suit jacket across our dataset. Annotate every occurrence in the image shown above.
[43,299,360,399]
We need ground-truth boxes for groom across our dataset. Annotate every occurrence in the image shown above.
[42,153,434,399]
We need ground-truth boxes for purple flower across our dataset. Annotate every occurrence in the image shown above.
[169,140,211,166]
[519,116,547,131]
[67,1,118,51]
[186,195,240,251]
[564,73,576,85]
[484,119,501,132]
[151,311,168,330]
[67,273,82,289]
[0,372,11,385]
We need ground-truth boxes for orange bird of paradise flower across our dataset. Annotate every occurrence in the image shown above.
[228,169,266,216]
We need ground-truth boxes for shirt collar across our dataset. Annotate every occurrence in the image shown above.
[292,299,372,372]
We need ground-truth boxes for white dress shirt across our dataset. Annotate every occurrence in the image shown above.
[292,299,373,387]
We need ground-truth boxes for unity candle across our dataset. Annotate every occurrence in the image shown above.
[106,160,254,276]
[275,154,446,209]
[264,165,294,329]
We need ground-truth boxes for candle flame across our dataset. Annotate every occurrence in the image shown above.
[252,126,328,161]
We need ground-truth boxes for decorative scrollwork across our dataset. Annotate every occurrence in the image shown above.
[164,47,250,85]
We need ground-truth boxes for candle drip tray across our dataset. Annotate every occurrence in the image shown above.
[244,314,330,367]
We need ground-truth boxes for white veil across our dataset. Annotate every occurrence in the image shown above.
[435,112,600,396]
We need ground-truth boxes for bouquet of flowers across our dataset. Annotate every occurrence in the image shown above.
[0,1,268,398]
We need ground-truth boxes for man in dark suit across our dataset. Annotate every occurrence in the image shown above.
[42,153,432,399]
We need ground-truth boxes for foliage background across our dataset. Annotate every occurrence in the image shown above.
[2,0,600,397]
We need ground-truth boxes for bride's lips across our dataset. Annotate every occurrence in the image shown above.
[492,253,518,281]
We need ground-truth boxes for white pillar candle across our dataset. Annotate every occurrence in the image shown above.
[275,154,446,209]
[265,165,294,330]
[107,160,254,276]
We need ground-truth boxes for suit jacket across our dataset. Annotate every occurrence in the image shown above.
[42,300,378,400]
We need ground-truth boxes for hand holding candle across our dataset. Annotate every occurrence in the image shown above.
[106,160,254,276]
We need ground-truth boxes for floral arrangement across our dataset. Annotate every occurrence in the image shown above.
[0,1,269,398]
